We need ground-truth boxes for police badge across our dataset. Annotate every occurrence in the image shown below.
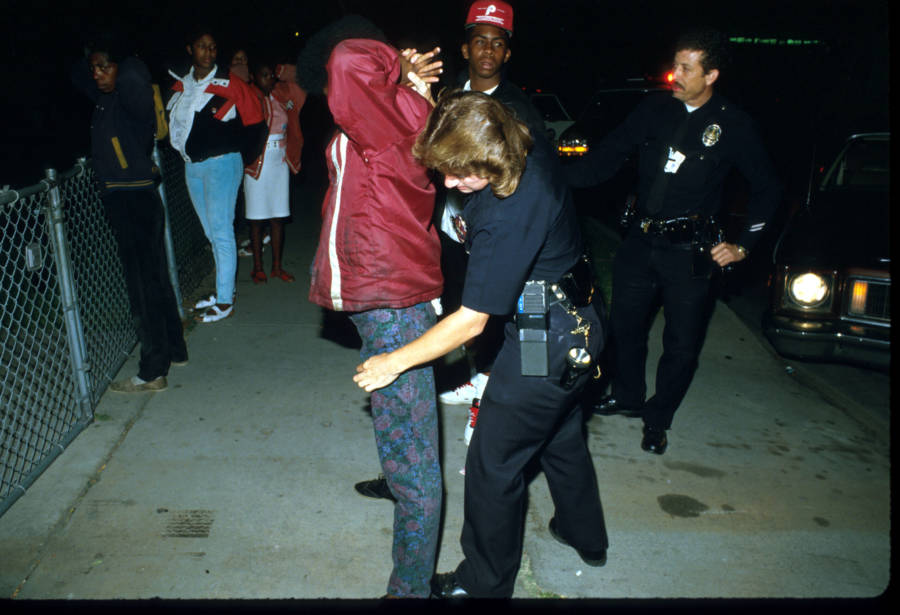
[702,124,722,147]
[452,214,467,243]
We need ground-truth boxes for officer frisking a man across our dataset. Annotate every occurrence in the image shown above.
[565,28,782,455]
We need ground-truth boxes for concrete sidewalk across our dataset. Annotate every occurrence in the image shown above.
[0,176,890,602]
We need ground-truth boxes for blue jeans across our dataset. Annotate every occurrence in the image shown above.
[349,302,441,598]
[185,153,242,303]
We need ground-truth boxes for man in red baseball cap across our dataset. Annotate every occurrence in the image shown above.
[430,0,546,415]
[465,0,514,36]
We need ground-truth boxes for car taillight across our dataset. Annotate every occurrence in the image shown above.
[557,135,588,157]
[558,144,588,156]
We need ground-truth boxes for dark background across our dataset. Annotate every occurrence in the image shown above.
[0,0,888,189]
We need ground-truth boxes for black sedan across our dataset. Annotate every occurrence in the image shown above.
[763,132,890,370]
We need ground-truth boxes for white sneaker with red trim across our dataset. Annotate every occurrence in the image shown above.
[463,397,480,446]
[439,372,489,405]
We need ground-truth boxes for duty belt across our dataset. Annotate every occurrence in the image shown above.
[551,255,594,308]
[638,215,716,245]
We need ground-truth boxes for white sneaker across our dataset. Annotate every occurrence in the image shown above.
[194,294,217,310]
[463,398,480,446]
[439,372,488,405]
[194,293,236,310]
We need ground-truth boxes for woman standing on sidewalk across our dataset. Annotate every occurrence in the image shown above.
[166,27,266,323]
[298,15,444,598]
[242,57,306,284]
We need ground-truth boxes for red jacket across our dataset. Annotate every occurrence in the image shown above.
[244,65,307,178]
[308,39,442,312]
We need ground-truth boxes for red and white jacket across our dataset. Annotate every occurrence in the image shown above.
[308,39,442,312]
[244,64,307,178]
[166,64,265,165]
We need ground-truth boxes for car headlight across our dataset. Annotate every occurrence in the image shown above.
[786,272,832,308]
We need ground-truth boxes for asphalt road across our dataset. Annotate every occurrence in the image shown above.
[578,203,890,428]
[721,279,890,425]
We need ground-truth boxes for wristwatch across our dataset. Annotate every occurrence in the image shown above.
[735,245,748,258]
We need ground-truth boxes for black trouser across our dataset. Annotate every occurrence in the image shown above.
[608,229,714,431]
[102,188,187,381]
[439,233,503,373]
[455,302,608,598]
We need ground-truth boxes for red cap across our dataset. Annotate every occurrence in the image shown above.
[465,1,514,36]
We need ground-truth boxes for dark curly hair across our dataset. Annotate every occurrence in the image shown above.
[185,24,217,47]
[295,15,388,95]
[84,30,132,64]
[674,28,731,75]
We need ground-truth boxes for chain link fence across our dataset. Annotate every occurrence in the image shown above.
[0,143,213,517]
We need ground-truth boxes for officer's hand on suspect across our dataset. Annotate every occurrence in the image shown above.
[354,353,402,392]
[710,242,748,267]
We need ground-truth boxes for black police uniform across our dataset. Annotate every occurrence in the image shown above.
[453,138,608,598]
[436,77,547,372]
[565,92,781,435]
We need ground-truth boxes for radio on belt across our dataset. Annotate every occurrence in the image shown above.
[516,280,549,376]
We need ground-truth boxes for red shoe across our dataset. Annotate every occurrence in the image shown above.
[251,269,267,284]
[270,268,295,282]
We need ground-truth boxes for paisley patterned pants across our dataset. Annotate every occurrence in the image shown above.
[349,302,441,597]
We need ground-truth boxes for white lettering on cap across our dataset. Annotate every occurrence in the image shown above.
[485,4,496,15]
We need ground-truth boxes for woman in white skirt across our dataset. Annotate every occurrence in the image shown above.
[243,57,306,283]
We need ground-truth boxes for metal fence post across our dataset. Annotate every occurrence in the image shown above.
[152,143,185,319]
[44,167,93,421]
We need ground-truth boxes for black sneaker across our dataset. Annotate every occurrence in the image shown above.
[354,475,396,502]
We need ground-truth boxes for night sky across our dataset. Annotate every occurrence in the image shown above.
[0,0,888,187]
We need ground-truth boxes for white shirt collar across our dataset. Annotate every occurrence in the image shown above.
[189,65,218,86]
[463,80,500,96]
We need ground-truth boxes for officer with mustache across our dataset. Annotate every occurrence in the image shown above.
[565,29,781,455]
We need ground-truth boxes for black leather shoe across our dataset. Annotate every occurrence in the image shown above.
[354,475,396,502]
[641,426,668,455]
[548,517,607,567]
[590,395,642,418]
[430,571,470,598]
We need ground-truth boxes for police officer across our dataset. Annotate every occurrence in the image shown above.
[565,29,781,455]
[353,1,548,504]
[354,91,609,598]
